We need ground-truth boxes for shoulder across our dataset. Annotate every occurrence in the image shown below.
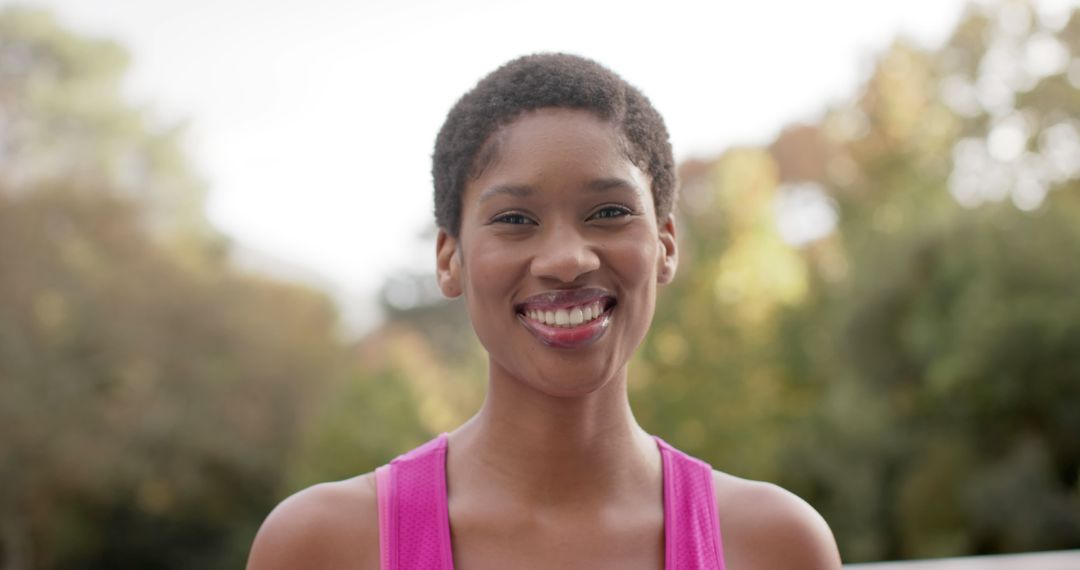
[246,472,381,570]
[712,470,841,570]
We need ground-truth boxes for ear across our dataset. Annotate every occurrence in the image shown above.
[436,229,463,298]
[657,214,678,285]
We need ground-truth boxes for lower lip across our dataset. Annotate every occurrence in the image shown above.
[517,309,612,349]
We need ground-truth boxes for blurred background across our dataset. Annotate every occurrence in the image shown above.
[1,0,1079,567]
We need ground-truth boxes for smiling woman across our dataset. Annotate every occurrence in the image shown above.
[246,53,842,570]
[441,108,672,399]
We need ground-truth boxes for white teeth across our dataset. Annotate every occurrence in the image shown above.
[555,309,569,325]
[525,301,608,328]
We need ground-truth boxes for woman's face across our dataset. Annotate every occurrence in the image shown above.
[436,108,677,398]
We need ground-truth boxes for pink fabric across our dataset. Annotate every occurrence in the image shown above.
[376,435,455,569]
[375,433,724,569]
[656,436,725,569]
[375,465,394,570]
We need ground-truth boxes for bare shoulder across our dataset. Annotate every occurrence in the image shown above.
[712,470,841,570]
[246,472,380,570]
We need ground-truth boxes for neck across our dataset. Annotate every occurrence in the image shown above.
[447,359,660,509]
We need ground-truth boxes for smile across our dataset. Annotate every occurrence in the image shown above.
[524,301,604,328]
[515,288,616,349]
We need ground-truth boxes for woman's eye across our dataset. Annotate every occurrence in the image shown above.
[493,212,533,225]
[590,206,633,220]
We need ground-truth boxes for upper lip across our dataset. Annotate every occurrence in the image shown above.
[514,287,615,312]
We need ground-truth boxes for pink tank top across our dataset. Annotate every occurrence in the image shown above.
[375,434,725,569]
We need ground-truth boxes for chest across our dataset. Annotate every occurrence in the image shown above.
[448,505,665,570]
[376,435,724,570]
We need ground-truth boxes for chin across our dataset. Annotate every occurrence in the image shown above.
[514,357,626,399]
[479,326,636,399]
[534,376,613,399]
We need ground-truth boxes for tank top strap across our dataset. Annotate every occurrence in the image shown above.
[655,436,726,570]
[376,433,455,570]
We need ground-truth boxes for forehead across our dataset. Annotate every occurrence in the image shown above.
[471,108,644,187]
[493,107,617,150]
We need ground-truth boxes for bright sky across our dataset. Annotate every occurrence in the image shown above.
[7,0,1045,329]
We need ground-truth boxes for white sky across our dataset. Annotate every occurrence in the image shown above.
[7,0,1047,329]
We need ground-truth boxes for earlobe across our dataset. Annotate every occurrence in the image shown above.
[436,229,463,298]
[657,215,678,285]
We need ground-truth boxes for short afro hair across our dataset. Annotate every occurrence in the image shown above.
[432,53,676,237]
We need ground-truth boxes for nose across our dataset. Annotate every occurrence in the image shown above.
[529,223,600,283]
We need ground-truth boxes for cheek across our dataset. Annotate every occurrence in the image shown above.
[461,239,521,318]
[608,229,661,285]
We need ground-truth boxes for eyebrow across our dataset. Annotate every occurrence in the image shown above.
[585,177,643,194]
[478,184,533,203]
[477,177,643,203]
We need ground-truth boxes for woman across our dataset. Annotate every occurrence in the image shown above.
[248,53,841,570]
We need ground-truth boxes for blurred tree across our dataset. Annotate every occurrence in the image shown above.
[0,185,345,569]
[765,1,1080,561]
[0,6,213,247]
[0,8,368,569]
[281,276,484,493]
[284,325,455,491]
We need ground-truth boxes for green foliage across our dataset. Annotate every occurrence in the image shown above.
[802,198,1080,560]
[749,1,1080,561]
[0,183,344,568]
[0,6,213,244]
[284,331,439,491]
[0,7,360,569]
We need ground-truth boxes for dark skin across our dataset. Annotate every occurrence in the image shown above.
[247,109,842,570]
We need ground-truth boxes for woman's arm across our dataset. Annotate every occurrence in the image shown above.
[247,474,380,570]
[714,472,842,570]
